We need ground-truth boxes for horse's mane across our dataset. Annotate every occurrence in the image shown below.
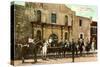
[35,40,43,46]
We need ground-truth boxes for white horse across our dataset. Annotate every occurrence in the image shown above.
[42,40,49,60]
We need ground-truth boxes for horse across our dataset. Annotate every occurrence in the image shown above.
[78,41,84,56]
[61,40,70,58]
[85,42,91,56]
[21,38,43,63]
[42,40,49,60]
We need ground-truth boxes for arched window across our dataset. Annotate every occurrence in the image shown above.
[80,34,83,39]
[37,10,41,22]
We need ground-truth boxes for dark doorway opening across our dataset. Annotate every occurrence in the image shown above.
[49,34,58,47]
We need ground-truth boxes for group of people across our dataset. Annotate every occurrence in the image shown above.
[43,38,96,58]
[19,37,96,63]
[58,38,96,57]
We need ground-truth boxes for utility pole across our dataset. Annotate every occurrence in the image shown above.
[72,39,75,62]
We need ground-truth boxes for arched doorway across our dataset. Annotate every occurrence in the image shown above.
[49,34,58,47]
[36,30,41,40]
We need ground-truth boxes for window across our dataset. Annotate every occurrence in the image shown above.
[91,28,97,34]
[51,13,56,23]
[80,34,83,39]
[65,15,68,25]
[37,10,41,22]
[79,19,82,26]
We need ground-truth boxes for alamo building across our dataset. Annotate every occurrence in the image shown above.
[13,2,92,46]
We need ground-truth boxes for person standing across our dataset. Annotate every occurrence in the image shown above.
[79,38,84,56]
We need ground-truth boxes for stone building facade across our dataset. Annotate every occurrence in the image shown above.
[14,2,91,45]
[73,16,91,43]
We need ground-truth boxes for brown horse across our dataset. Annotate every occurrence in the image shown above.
[21,39,43,63]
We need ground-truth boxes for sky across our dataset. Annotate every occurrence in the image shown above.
[14,1,98,21]
[14,1,25,5]
[66,4,98,21]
